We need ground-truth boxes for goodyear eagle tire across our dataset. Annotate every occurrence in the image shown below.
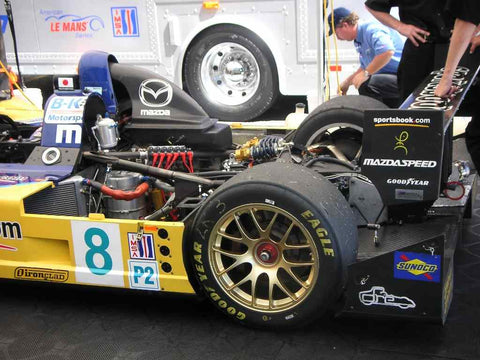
[293,95,389,160]
[183,25,278,121]
[190,162,357,328]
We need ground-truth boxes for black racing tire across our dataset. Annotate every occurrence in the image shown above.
[190,162,357,328]
[293,95,389,159]
[183,25,278,122]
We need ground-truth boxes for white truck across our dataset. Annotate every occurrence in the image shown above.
[1,0,376,121]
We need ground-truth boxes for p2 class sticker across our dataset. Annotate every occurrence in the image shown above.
[71,220,125,287]
[359,286,416,310]
[128,260,160,291]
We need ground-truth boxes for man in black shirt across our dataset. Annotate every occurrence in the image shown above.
[365,0,454,101]
[366,0,480,170]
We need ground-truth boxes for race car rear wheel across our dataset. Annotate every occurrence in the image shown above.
[190,162,357,328]
[183,25,278,121]
[293,95,389,161]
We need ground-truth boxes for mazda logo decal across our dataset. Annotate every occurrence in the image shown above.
[138,79,173,107]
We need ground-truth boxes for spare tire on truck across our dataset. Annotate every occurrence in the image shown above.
[189,162,358,328]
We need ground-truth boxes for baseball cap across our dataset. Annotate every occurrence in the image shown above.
[327,7,352,36]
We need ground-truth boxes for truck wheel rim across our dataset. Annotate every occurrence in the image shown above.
[209,204,319,313]
[200,42,260,106]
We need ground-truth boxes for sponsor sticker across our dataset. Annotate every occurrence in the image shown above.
[43,10,104,38]
[373,116,431,128]
[393,131,409,155]
[128,260,160,291]
[111,7,139,37]
[363,158,437,168]
[359,286,416,309]
[128,233,155,260]
[58,77,74,90]
[387,178,429,186]
[138,79,173,108]
[44,96,87,124]
[395,189,424,201]
[394,251,441,282]
[15,267,69,283]
[0,221,22,240]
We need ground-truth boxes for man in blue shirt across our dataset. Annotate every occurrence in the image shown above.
[329,7,405,106]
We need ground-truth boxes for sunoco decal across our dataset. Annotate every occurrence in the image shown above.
[15,267,69,283]
[359,286,416,309]
[42,10,104,38]
[363,159,437,168]
[394,251,441,282]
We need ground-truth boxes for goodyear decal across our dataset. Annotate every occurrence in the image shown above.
[394,251,441,283]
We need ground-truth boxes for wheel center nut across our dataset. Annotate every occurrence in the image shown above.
[256,243,279,265]
[225,61,245,82]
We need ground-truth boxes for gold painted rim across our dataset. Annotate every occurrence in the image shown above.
[208,204,319,313]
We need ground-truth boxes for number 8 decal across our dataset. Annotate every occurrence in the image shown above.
[84,227,113,275]
[71,221,125,287]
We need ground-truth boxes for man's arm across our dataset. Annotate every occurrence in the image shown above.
[365,5,430,46]
[352,50,394,88]
[339,67,363,95]
[435,19,477,97]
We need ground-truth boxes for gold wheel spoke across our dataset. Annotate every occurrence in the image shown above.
[284,258,315,267]
[217,260,241,276]
[217,230,243,243]
[284,244,311,250]
[250,273,259,307]
[271,275,296,302]
[234,214,255,241]
[284,266,309,290]
[279,222,295,245]
[265,213,278,236]
[226,272,252,291]
[249,209,265,234]
[212,246,244,259]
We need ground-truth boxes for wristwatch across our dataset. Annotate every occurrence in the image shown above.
[364,70,371,78]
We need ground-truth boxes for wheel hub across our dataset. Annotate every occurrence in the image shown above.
[224,61,245,83]
[255,242,279,265]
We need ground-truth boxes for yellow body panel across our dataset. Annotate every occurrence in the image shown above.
[0,97,43,124]
[0,182,195,294]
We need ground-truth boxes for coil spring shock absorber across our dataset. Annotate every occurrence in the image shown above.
[235,136,289,161]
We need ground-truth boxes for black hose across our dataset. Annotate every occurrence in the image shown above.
[305,156,356,170]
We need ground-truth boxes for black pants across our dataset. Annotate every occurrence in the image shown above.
[358,73,399,107]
